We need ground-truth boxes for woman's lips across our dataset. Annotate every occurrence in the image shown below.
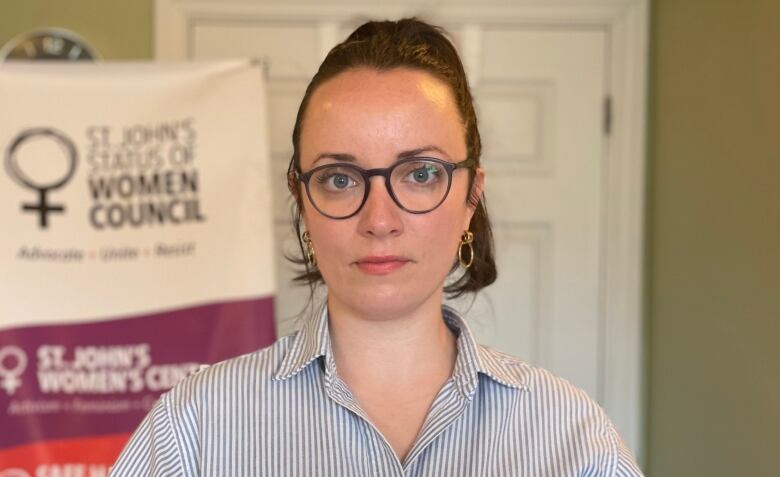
[354,256,410,275]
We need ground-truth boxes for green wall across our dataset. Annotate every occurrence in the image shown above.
[647,0,780,475]
[0,0,152,59]
[2,0,779,475]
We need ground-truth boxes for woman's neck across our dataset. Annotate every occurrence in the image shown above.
[327,298,458,387]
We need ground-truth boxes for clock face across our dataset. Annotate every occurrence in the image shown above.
[0,28,98,61]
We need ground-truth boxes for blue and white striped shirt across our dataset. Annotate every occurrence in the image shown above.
[110,305,644,476]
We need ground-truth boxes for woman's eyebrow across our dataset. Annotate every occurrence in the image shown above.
[312,152,357,165]
[397,145,450,159]
[312,146,450,165]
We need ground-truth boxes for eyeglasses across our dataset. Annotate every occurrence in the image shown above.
[288,157,475,219]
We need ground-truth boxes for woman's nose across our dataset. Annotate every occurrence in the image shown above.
[357,177,403,238]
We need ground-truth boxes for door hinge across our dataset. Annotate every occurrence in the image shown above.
[603,95,613,135]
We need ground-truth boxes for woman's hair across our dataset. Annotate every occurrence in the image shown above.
[286,17,496,297]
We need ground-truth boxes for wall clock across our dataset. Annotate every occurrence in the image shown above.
[0,27,99,61]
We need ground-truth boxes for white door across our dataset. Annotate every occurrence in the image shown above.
[156,0,647,458]
[447,27,607,400]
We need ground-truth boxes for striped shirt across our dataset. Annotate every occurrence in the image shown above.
[109,305,644,476]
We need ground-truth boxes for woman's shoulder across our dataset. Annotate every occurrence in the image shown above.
[477,344,608,417]
[160,332,298,406]
[476,345,643,475]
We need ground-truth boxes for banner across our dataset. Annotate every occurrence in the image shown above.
[0,60,276,475]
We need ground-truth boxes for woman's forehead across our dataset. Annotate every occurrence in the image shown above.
[306,67,459,120]
[299,68,466,162]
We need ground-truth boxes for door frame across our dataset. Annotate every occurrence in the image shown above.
[154,0,649,461]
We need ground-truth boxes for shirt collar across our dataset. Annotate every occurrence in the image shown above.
[273,303,531,396]
[273,302,332,381]
[441,305,531,398]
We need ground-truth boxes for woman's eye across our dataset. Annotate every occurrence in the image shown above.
[406,165,441,184]
[330,174,351,189]
[316,171,358,190]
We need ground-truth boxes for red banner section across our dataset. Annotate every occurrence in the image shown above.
[0,433,130,476]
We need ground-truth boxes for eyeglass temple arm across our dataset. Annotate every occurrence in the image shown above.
[286,168,300,193]
[455,157,477,169]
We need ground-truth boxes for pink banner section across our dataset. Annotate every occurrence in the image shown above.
[0,297,275,473]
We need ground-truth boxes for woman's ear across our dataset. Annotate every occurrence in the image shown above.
[464,167,485,228]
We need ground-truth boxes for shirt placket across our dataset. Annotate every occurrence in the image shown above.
[323,370,474,476]
[399,379,471,474]
[321,354,406,476]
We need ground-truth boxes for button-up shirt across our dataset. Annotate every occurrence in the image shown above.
[109,305,644,476]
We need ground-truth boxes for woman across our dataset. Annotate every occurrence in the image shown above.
[111,18,644,476]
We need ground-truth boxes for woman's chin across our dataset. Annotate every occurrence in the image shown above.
[329,283,442,321]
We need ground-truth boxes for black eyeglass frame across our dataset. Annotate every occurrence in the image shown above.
[288,157,476,220]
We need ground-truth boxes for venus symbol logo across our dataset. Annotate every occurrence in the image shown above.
[0,346,28,396]
[4,128,78,228]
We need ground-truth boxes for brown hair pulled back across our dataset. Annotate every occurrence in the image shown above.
[287,17,496,297]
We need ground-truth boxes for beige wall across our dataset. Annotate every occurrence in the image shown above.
[0,0,152,59]
[2,0,779,475]
[647,0,780,475]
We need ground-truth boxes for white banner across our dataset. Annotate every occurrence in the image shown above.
[0,60,276,474]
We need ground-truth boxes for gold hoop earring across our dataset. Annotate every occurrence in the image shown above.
[458,230,474,269]
[302,231,316,267]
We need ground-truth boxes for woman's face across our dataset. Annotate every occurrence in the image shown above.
[299,67,483,320]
